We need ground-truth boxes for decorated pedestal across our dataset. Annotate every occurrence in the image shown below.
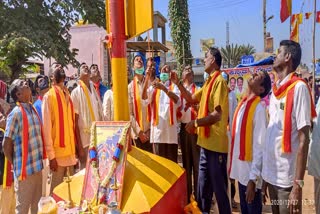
[54,124,187,213]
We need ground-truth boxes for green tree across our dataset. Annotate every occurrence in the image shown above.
[240,44,256,56]
[221,44,243,68]
[0,0,105,82]
[221,44,256,68]
[168,0,192,73]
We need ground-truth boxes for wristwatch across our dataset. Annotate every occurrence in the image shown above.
[194,119,198,128]
[295,180,304,188]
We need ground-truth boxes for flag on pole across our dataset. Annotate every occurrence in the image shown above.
[317,11,320,23]
[280,0,292,22]
[305,12,312,20]
[290,19,299,42]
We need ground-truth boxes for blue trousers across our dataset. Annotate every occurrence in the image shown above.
[238,182,262,214]
[197,148,231,214]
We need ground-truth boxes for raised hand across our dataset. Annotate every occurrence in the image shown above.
[170,71,179,85]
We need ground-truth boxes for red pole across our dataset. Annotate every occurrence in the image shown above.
[109,0,129,121]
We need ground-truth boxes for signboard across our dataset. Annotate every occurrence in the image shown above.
[125,0,154,39]
[223,65,275,107]
[240,55,254,64]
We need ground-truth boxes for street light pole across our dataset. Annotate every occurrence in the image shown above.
[263,0,266,52]
[312,0,317,102]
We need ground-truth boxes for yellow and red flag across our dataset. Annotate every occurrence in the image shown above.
[280,0,292,22]
[290,19,299,42]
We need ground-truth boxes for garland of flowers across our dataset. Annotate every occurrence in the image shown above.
[88,122,130,205]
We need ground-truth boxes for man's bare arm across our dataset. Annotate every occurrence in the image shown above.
[3,137,13,163]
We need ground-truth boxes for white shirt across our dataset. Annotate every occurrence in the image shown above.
[308,97,320,179]
[262,74,312,188]
[230,102,267,189]
[144,81,181,144]
[71,81,103,148]
[102,90,114,121]
[228,90,238,129]
[180,83,199,124]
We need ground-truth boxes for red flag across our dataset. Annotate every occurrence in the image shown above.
[280,0,292,22]
[317,11,320,23]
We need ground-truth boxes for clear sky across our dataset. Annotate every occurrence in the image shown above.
[153,0,320,66]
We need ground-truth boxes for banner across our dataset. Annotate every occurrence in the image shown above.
[223,65,276,107]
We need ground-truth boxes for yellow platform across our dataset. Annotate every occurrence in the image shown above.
[53,146,187,213]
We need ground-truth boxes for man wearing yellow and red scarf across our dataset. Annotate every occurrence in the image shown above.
[229,71,271,214]
[71,63,103,169]
[128,53,153,152]
[142,64,180,162]
[171,47,230,213]
[42,64,78,194]
[3,80,46,214]
[90,64,107,102]
[261,40,316,214]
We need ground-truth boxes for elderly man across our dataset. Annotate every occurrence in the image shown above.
[3,80,46,214]
[71,63,103,169]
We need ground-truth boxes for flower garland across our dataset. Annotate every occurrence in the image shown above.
[88,122,130,205]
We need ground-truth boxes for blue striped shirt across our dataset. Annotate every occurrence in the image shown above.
[4,103,44,180]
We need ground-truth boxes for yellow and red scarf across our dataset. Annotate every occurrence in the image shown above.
[152,82,175,126]
[79,80,96,122]
[231,96,260,162]
[133,77,151,131]
[0,128,12,188]
[199,71,220,138]
[273,73,316,153]
[53,86,75,148]
[17,102,47,181]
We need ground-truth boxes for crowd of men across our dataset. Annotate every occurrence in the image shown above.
[0,40,320,214]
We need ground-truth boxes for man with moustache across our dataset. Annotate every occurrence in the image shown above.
[262,40,316,214]
[171,47,230,213]
[71,63,103,169]
[42,64,77,193]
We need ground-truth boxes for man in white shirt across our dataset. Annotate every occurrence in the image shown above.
[71,63,103,169]
[308,97,320,213]
[229,71,271,214]
[261,40,316,214]
[142,65,180,162]
[178,65,200,200]
[128,54,152,152]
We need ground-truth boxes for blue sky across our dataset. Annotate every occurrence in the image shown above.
[153,0,320,66]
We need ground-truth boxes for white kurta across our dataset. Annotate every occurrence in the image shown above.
[229,102,267,189]
[144,81,181,144]
[71,81,103,148]
[308,97,320,180]
[262,74,312,188]
[179,84,200,124]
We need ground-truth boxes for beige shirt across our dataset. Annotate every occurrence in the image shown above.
[128,77,151,139]
[102,90,114,121]
[71,81,103,148]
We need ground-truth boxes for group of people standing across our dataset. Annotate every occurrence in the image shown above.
[0,39,319,214]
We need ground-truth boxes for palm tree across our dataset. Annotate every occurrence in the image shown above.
[221,44,243,68]
[240,44,256,56]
